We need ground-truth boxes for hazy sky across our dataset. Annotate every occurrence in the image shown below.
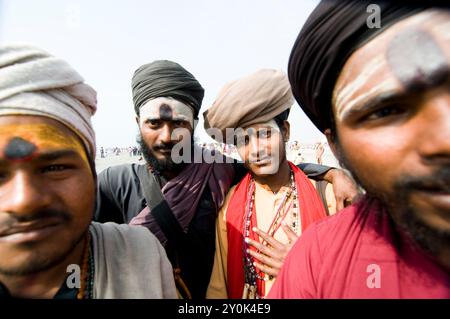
[0,0,325,148]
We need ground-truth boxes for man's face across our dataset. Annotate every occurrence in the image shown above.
[329,10,450,255]
[137,98,194,171]
[235,120,288,176]
[0,115,95,276]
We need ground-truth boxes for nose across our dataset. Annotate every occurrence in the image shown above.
[249,135,261,157]
[0,171,52,216]
[417,93,450,165]
[159,124,173,144]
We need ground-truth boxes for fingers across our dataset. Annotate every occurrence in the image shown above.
[245,228,294,279]
[245,237,282,259]
[253,261,279,277]
[247,249,283,270]
[281,222,298,243]
[252,227,284,250]
[335,197,345,211]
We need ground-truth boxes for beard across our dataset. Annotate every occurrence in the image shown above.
[136,133,188,174]
[389,168,450,258]
[336,145,450,260]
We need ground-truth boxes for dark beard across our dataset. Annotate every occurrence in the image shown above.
[336,145,450,260]
[136,134,187,174]
[390,168,450,258]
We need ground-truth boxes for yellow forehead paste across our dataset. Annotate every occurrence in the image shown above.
[0,123,89,165]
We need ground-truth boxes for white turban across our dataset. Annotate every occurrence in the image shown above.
[0,44,97,158]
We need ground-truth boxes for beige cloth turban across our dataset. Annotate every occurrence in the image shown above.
[0,44,97,158]
[203,69,294,140]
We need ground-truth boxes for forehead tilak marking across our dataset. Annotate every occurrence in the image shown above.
[159,104,174,121]
[338,79,399,120]
[334,55,385,115]
[0,123,89,165]
[387,28,449,91]
[334,12,450,121]
[4,137,37,161]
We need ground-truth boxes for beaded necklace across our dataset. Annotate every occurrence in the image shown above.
[76,232,94,299]
[242,170,300,298]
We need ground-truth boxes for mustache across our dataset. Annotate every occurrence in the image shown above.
[0,209,71,231]
[395,167,450,193]
[248,150,271,161]
[153,143,176,151]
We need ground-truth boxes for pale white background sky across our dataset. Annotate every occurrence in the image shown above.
[0,0,325,148]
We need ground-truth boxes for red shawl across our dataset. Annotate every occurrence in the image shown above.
[226,162,327,298]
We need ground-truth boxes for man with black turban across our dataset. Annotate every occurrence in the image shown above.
[269,1,450,298]
[95,60,358,298]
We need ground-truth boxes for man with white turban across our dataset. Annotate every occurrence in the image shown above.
[0,44,177,299]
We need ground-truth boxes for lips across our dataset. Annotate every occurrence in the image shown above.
[250,156,272,165]
[412,188,450,214]
[0,218,65,244]
[156,147,173,155]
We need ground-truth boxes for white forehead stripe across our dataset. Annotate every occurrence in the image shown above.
[139,97,194,127]
[337,79,399,120]
[334,55,385,112]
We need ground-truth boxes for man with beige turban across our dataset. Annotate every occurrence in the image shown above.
[204,69,342,299]
[0,44,177,299]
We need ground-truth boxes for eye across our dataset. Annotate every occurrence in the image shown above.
[41,164,70,173]
[234,135,250,147]
[173,120,187,127]
[146,119,161,127]
[364,104,406,121]
[258,130,271,139]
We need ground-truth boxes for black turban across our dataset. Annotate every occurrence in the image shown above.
[288,0,444,132]
[131,60,204,118]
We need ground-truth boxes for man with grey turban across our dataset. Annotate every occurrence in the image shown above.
[269,1,450,298]
[0,44,177,299]
[132,60,204,120]
[95,60,358,299]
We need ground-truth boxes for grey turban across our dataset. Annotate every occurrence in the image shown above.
[0,44,97,158]
[131,60,204,118]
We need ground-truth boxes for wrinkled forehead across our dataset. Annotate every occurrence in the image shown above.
[0,116,88,163]
[333,9,450,120]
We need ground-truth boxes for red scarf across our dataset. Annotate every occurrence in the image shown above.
[226,162,327,298]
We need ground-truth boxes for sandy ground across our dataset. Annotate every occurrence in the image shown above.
[95,154,144,173]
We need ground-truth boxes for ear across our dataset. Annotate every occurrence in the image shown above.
[282,121,290,142]
[324,128,339,159]
[135,116,140,126]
